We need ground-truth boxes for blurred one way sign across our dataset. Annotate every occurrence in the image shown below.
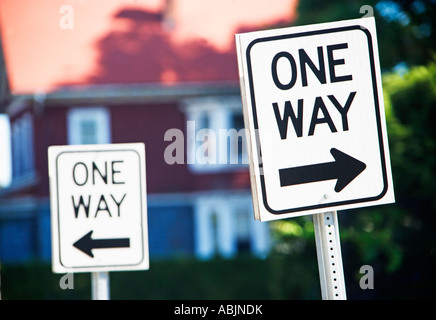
[48,143,149,273]
[236,17,395,221]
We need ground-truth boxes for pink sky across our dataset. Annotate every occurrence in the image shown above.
[0,0,297,93]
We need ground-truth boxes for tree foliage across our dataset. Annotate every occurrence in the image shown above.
[294,0,436,68]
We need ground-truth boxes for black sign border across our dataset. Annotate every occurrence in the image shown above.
[245,24,389,215]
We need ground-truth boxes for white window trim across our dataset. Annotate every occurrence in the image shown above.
[182,96,248,173]
[11,112,35,181]
[193,193,270,260]
[67,107,111,145]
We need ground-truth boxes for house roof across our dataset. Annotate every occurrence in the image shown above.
[0,0,297,95]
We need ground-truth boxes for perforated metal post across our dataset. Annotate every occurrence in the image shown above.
[313,211,346,300]
[91,271,110,300]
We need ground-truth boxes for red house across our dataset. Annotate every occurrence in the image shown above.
[0,0,296,262]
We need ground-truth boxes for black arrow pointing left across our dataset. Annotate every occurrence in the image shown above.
[73,230,130,258]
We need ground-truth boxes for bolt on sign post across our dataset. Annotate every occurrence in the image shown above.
[48,143,149,300]
[235,17,395,299]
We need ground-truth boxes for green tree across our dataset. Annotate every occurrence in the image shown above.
[294,0,436,68]
[269,62,436,299]
[347,61,436,298]
[382,62,436,294]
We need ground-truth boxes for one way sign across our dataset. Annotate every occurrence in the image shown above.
[48,143,149,273]
[236,17,395,221]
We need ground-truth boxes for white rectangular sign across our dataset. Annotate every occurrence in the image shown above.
[48,143,149,273]
[236,17,395,221]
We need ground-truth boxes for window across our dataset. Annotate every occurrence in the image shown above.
[182,96,248,173]
[67,107,110,145]
[230,113,247,165]
[235,208,251,253]
[193,194,270,260]
[11,113,35,180]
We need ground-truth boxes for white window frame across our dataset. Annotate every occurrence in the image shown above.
[182,96,248,173]
[11,112,35,180]
[193,194,270,260]
[67,107,111,145]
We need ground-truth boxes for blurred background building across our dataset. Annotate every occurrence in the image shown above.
[0,0,297,263]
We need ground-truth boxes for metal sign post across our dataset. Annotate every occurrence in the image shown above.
[313,211,346,300]
[92,271,110,300]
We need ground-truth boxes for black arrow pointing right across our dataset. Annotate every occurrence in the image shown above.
[73,230,130,258]
[279,148,366,192]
